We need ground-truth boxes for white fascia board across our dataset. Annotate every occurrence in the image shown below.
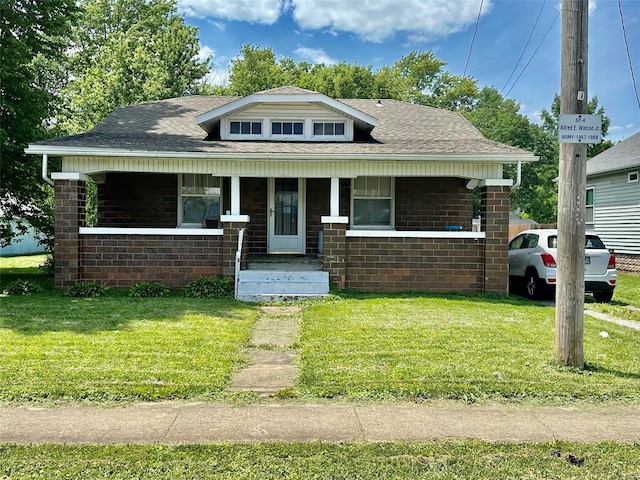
[195,93,378,132]
[24,145,537,164]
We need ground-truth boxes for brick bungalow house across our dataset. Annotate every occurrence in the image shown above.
[26,86,536,299]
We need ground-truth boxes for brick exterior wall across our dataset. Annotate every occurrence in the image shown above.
[345,237,484,292]
[54,179,86,288]
[80,234,223,288]
[241,177,268,255]
[322,222,347,288]
[98,173,177,227]
[395,177,473,230]
[306,178,330,254]
[481,185,510,294]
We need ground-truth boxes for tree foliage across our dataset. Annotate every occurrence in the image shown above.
[56,0,210,134]
[1,0,76,248]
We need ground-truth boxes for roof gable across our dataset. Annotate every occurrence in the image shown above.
[587,131,640,176]
[195,86,377,135]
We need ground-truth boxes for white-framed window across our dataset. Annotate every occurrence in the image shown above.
[629,171,639,183]
[313,121,345,137]
[351,176,394,229]
[586,186,595,224]
[271,121,304,137]
[179,174,222,227]
[230,120,262,136]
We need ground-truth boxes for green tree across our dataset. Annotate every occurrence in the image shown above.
[56,0,209,134]
[1,0,76,248]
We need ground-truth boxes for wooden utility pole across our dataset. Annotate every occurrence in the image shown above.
[556,0,588,367]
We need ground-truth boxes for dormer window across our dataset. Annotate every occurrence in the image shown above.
[272,121,303,136]
[313,122,345,136]
[229,121,262,136]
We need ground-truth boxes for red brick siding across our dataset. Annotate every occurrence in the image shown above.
[54,179,86,288]
[346,237,484,292]
[481,186,510,294]
[98,173,177,227]
[79,234,223,288]
[306,178,330,254]
[241,177,268,255]
[395,177,473,230]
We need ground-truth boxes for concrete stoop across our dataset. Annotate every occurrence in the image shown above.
[236,270,329,302]
[227,306,302,396]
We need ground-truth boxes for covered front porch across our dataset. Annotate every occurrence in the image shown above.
[52,169,510,299]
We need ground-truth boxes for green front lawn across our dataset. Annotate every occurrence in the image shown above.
[2,255,640,405]
[587,272,640,322]
[299,292,640,403]
[0,293,257,404]
[2,441,639,479]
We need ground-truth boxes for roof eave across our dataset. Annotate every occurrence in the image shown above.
[25,145,538,163]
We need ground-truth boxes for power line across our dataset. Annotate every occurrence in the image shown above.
[504,9,560,99]
[500,0,546,95]
[618,0,640,112]
[463,0,484,77]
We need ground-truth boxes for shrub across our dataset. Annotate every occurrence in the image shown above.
[183,276,233,299]
[129,281,170,297]
[38,255,55,276]
[64,281,108,298]
[4,279,43,296]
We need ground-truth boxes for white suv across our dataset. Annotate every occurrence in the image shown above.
[508,229,617,302]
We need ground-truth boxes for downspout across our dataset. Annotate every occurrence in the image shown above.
[510,160,522,192]
[42,154,54,186]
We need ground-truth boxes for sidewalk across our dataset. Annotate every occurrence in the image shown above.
[1,402,639,444]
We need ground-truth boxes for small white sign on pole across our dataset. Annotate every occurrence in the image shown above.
[558,114,602,143]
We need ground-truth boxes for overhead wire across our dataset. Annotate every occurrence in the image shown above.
[618,0,640,112]
[463,0,484,77]
[504,8,560,99]
[500,0,546,95]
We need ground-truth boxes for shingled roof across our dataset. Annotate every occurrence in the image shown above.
[587,131,640,176]
[29,89,534,158]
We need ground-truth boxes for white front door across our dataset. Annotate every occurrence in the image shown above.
[268,178,305,253]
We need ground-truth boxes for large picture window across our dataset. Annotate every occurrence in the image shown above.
[180,174,221,227]
[352,177,393,228]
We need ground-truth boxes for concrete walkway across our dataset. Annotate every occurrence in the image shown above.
[226,306,301,395]
[1,402,639,444]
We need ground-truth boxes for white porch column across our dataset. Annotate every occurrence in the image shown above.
[231,176,240,215]
[330,177,340,217]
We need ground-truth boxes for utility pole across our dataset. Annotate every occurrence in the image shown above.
[556,0,589,368]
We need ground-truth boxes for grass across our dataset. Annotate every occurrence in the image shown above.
[2,255,640,405]
[0,256,258,404]
[586,272,640,322]
[298,291,640,403]
[1,441,639,479]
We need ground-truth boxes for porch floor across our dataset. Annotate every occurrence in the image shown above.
[246,255,323,272]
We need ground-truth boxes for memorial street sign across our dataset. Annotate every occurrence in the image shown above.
[558,114,602,144]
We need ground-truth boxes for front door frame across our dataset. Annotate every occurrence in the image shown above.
[267,177,306,254]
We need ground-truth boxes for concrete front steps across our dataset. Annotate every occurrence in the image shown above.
[236,270,329,302]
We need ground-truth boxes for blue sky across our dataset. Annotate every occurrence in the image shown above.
[179,0,640,142]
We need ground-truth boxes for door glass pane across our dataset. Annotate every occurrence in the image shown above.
[275,179,298,235]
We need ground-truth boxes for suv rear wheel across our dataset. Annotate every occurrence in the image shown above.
[593,291,613,303]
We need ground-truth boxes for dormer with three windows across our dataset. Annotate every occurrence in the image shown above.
[196,86,376,142]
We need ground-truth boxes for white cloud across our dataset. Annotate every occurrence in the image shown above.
[178,0,285,24]
[294,47,337,64]
[291,0,491,42]
[197,45,216,64]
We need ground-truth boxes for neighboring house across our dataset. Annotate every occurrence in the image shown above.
[26,86,536,298]
[586,131,640,272]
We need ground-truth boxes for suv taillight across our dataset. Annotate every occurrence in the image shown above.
[608,254,616,269]
[541,253,556,268]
